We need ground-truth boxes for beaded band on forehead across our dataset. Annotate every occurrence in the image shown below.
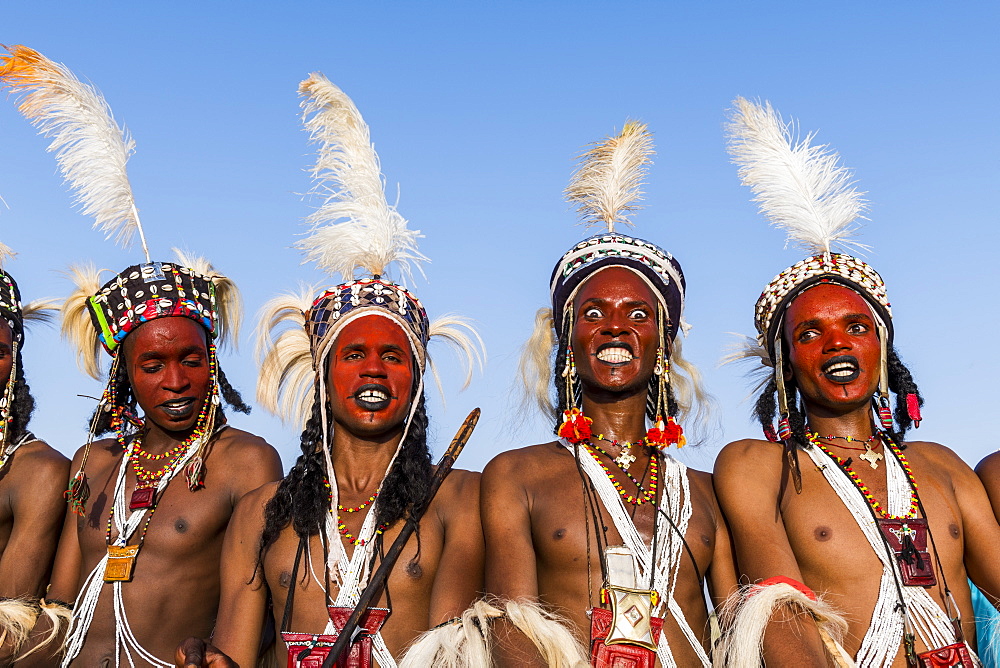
[0,270,25,344]
[88,261,221,354]
[306,278,429,371]
[755,252,892,354]
[550,233,686,340]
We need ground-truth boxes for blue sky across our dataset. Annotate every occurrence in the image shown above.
[1,1,997,474]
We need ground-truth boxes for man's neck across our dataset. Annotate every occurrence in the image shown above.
[140,420,195,455]
[803,401,877,441]
[580,390,648,446]
[330,425,404,496]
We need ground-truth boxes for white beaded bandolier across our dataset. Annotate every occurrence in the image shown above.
[805,445,976,667]
[62,435,205,668]
[564,438,711,668]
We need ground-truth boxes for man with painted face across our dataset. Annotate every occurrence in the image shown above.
[0,259,70,663]
[473,124,735,668]
[20,257,283,668]
[175,73,484,668]
[0,46,283,667]
[713,98,1000,667]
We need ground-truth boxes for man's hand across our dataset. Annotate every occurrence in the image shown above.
[175,637,238,668]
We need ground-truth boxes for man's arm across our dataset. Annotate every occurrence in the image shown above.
[713,440,829,666]
[0,445,70,598]
[197,483,276,668]
[427,470,484,625]
[480,451,551,667]
[949,447,1000,606]
[222,431,283,505]
[975,451,1000,525]
[705,475,739,611]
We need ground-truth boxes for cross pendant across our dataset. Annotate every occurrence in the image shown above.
[615,448,636,471]
[859,446,883,469]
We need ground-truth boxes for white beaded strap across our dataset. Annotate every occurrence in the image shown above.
[565,439,710,667]
[805,445,964,666]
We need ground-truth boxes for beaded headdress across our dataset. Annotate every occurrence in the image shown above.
[0,45,242,513]
[522,122,706,448]
[0,245,59,451]
[256,72,481,432]
[726,97,915,441]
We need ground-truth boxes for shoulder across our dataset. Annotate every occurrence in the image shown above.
[436,468,480,503]
[976,449,1000,480]
[482,441,571,481]
[714,438,784,476]
[903,439,972,475]
[15,439,70,475]
[70,436,120,469]
[211,427,282,475]
[685,466,715,498]
[232,480,281,524]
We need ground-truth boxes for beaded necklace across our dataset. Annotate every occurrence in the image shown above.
[809,433,919,519]
[323,478,388,546]
[593,432,647,471]
[583,442,658,506]
[129,440,190,486]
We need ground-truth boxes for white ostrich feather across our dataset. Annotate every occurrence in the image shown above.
[726,97,868,255]
[171,248,243,349]
[21,298,61,326]
[0,45,149,261]
[254,286,319,427]
[0,243,14,268]
[60,263,106,380]
[426,315,486,404]
[296,73,426,282]
[720,333,775,397]
[565,121,654,233]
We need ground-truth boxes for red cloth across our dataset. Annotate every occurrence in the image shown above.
[751,576,817,602]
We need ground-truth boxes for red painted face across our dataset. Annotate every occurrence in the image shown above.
[0,321,12,387]
[783,283,882,414]
[123,317,211,434]
[571,266,660,397]
[326,314,416,438]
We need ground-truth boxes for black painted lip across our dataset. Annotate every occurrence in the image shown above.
[158,396,197,419]
[352,383,394,411]
[594,341,635,367]
[821,355,860,384]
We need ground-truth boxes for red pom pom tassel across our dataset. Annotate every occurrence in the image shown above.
[557,408,592,444]
[646,416,686,448]
[906,393,922,428]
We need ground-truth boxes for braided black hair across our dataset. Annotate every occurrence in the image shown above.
[8,350,36,442]
[552,319,674,434]
[258,384,432,560]
[753,347,922,447]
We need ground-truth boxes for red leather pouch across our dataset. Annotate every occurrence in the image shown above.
[917,642,975,667]
[281,607,390,668]
[589,607,663,668]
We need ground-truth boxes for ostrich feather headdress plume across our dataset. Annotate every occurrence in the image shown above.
[0,44,150,262]
[565,121,654,233]
[256,74,482,428]
[296,72,426,282]
[726,97,868,257]
[171,247,243,349]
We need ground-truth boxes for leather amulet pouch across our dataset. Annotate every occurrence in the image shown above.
[877,517,936,587]
[282,606,389,668]
[589,546,663,668]
[917,642,974,667]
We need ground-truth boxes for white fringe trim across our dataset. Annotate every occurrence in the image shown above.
[714,582,855,668]
[399,599,589,668]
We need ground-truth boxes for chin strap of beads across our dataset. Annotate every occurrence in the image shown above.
[0,339,18,450]
[874,320,894,430]
[645,304,684,448]
[183,342,221,491]
[557,303,593,444]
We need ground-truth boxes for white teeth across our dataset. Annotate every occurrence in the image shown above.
[358,390,389,402]
[826,362,857,377]
[596,347,634,364]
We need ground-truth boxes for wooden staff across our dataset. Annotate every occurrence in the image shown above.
[322,407,481,667]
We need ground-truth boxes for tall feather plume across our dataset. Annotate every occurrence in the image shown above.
[172,248,243,349]
[60,263,105,379]
[726,97,868,255]
[296,73,426,282]
[255,286,318,428]
[0,45,150,261]
[565,121,654,233]
[0,243,14,268]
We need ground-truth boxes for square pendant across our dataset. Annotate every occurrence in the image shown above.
[877,517,936,587]
[917,641,974,667]
[103,544,140,582]
[129,486,156,511]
